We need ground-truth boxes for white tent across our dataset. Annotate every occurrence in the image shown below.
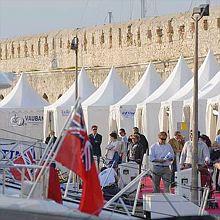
[206,94,220,142]
[109,63,162,134]
[159,50,220,138]
[0,74,48,141]
[82,67,129,148]
[44,68,96,138]
[135,56,192,145]
[183,70,220,135]
[0,72,12,89]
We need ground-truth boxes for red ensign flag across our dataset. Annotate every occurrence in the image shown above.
[55,103,104,216]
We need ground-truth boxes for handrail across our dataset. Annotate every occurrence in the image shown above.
[0,164,44,169]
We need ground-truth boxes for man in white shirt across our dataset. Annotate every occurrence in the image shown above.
[179,131,210,169]
[149,131,174,193]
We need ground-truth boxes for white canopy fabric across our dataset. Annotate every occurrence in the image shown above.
[0,72,12,89]
[82,67,129,148]
[206,94,220,142]
[159,50,220,137]
[183,70,220,135]
[109,62,162,135]
[135,56,192,145]
[44,68,96,138]
[0,74,48,141]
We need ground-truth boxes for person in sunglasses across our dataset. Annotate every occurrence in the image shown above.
[149,131,174,193]
[88,125,102,169]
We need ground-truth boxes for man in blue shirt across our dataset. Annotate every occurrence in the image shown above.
[215,129,220,145]
[149,131,174,193]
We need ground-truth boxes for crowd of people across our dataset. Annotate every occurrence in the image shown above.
[46,126,220,200]
[88,125,148,168]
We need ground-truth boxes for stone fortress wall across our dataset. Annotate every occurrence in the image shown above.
[0,7,220,103]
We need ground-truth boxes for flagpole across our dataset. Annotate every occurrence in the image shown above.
[27,99,80,199]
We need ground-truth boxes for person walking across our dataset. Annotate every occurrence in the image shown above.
[118,128,129,162]
[149,131,174,193]
[179,131,210,170]
[168,131,184,186]
[45,130,57,144]
[88,125,102,169]
[214,129,220,146]
[127,134,144,166]
[105,132,123,164]
[132,127,149,155]
[98,162,120,200]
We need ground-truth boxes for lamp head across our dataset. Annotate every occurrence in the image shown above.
[71,36,79,50]
[193,4,209,17]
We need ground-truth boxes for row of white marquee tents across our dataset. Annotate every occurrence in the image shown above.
[0,50,219,150]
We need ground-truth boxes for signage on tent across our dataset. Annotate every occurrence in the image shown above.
[10,114,24,126]
[121,111,135,119]
[61,109,70,117]
[10,113,43,127]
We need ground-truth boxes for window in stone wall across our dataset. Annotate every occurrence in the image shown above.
[100,30,105,45]
[156,27,163,44]
[0,94,4,100]
[203,19,208,30]
[109,28,113,48]
[137,26,141,47]
[57,94,62,99]
[118,28,122,47]
[5,44,8,60]
[0,46,2,60]
[178,25,185,40]
[11,42,15,58]
[17,43,21,58]
[42,93,49,102]
[91,33,95,45]
[52,38,55,50]
[60,38,63,48]
[190,22,195,33]
[44,37,49,56]
[67,39,71,53]
[167,19,174,42]
[24,41,28,57]
[31,44,34,57]
[84,32,87,51]
[147,29,152,40]
[127,25,133,46]
[217,18,220,29]
[38,39,41,55]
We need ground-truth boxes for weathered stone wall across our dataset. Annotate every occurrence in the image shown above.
[0,7,220,103]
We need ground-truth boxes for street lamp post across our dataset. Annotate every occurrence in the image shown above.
[71,36,79,100]
[191,4,209,205]
[70,36,79,191]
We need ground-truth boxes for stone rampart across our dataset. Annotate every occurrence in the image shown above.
[0,7,219,103]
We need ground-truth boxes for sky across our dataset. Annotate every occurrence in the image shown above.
[0,0,219,39]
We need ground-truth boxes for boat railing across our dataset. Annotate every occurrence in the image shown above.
[0,164,50,199]
[0,139,46,161]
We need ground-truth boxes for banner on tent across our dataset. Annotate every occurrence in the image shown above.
[0,140,45,162]
[121,111,135,119]
[9,111,43,127]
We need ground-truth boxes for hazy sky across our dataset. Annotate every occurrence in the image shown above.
[0,0,219,39]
